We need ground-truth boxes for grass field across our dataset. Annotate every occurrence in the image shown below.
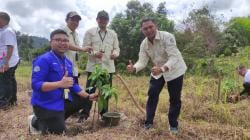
[0,61,250,140]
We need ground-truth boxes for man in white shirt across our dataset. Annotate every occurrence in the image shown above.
[127,17,187,134]
[0,12,20,108]
[82,10,120,119]
[237,65,250,96]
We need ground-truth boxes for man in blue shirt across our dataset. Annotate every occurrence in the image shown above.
[29,29,98,135]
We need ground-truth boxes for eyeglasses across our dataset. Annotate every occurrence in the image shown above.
[52,38,69,43]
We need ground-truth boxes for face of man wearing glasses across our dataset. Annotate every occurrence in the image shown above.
[50,33,69,56]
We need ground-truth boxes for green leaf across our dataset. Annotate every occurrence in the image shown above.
[89,64,119,111]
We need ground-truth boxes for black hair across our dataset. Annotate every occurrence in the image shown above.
[0,12,10,23]
[236,65,246,70]
[140,17,156,27]
[50,29,68,40]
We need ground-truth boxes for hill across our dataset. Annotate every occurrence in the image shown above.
[30,36,49,48]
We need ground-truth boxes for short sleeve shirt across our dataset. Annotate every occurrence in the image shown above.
[0,25,19,67]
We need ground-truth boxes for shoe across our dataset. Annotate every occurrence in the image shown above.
[169,126,178,134]
[143,123,153,129]
[28,115,41,135]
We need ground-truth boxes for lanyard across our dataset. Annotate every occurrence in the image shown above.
[98,31,107,43]
[50,51,66,75]
[71,32,77,45]
[98,31,107,53]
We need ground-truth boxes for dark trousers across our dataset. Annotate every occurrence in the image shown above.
[0,63,19,106]
[64,94,90,120]
[240,82,250,96]
[82,72,113,117]
[32,106,65,135]
[146,75,183,128]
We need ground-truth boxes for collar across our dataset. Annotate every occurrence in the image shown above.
[65,26,75,35]
[0,25,8,31]
[51,50,65,60]
[146,30,160,46]
[97,27,107,33]
[154,30,160,40]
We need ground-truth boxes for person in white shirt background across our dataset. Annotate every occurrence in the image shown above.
[0,11,20,108]
[237,65,250,96]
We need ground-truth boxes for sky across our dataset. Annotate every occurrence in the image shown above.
[1,0,250,40]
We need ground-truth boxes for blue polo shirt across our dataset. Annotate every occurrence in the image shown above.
[31,51,82,111]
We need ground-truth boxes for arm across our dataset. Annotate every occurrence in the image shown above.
[83,31,98,56]
[41,73,73,92]
[32,58,73,92]
[162,34,180,71]
[69,43,92,52]
[3,45,13,71]
[110,32,120,59]
[133,43,149,73]
[2,29,16,71]
[77,90,99,100]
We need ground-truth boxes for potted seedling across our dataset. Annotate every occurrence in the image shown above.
[88,65,120,126]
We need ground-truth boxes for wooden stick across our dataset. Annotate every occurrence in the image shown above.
[115,74,145,114]
[217,75,221,103]
[92,101,97,128]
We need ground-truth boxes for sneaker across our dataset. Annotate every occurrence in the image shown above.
[169,126,179,134]
[143,123,153,129]
[28,115,41,135]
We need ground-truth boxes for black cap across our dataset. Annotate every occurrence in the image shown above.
[66,11,81,20]
[97,10,109,20]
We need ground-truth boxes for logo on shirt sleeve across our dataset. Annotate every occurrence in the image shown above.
[170,38,175,44]
[33,66,40,72]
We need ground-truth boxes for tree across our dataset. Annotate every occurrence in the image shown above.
[225,17,250,46]
[182,7,221,56]
[17,33,33,61]
[157,2,167,16]
[175,7,224,73]
[16,31,49,62]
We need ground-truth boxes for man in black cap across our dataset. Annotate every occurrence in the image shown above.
[64,11,91,84]
[64,11,92,123]
[81,10,120,120]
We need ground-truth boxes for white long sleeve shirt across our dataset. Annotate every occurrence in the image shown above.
[83,27,120,73]
[134,30,187,82]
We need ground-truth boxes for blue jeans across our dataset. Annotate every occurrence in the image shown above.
[145,75,183,128]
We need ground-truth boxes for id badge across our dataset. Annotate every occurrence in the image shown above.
[64,89,69,99]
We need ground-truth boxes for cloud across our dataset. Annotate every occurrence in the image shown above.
[206,0,234,11]
[0,0,249,39]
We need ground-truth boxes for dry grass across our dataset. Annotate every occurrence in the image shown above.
[0,65,250,140]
